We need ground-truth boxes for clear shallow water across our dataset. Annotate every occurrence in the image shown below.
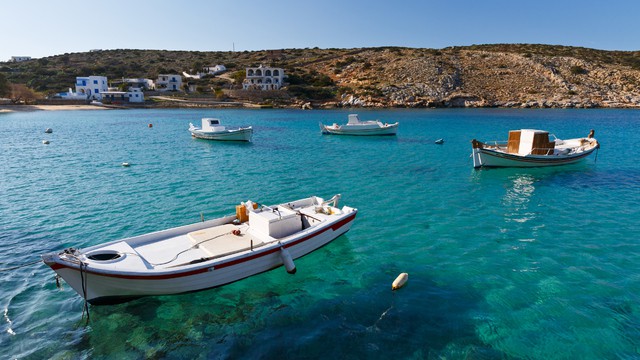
[1,108,639,359]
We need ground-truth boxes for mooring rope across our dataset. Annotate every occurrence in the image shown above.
[0,260,43,272]
[79,261,90,324]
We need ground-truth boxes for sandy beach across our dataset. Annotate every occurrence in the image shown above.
[0,104,108,112]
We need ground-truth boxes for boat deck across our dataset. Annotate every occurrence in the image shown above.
[188,224,261,257]
[132,223,261,269]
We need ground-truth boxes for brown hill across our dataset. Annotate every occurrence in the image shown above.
[2,44,640,108]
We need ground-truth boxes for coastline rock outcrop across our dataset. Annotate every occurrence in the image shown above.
[306,47,640,108]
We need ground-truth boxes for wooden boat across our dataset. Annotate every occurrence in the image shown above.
[42,194,357,305]
[471,129,599,168]
[189,118,252,141]
[320,114,398,136]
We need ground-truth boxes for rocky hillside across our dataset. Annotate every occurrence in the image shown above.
[304,45,640,108]
[2,44,640,108]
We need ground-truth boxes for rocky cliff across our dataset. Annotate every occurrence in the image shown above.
[300,46,640,108]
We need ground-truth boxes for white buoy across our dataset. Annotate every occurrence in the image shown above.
[42,140,50,144]
[121,162,130,167]
[435,138,444,144]
[280,247,297,274]
[44,128,53,133]
[392,272,408,290]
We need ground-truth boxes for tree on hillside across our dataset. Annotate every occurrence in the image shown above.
[230,70,245,84]
[10,84,40,104]
[0,73,10,98]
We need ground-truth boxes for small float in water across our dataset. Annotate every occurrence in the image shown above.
[435,138,444,144]
[44,128,53,133]
[42,140,50,144]
[392,272,408,290]
[121,162,130,167]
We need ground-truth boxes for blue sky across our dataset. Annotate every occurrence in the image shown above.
[2,0,638,61]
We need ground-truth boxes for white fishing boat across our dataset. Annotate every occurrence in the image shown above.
[320,114,398,136]
[42,194,356,305]
[189,118,252,141]
[471,129,599,168]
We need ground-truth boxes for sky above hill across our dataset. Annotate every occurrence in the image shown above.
[2,0,638,61]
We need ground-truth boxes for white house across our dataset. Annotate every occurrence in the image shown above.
[123,78,154,90]
[9,56,32,62]
[128,88,144,102]
[100,87,145,103]
[203,64,226,75]
[75,76,108,100]
[155,74,182,91]
[53,88,88,100]
[242,65,285,90]
[182,71,201,79]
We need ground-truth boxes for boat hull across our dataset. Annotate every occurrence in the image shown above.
[190,127,252,141]
[472,146,598,168]
[42,200,356,305]
[320,123,398,136]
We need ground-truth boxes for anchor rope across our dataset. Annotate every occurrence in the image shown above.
[0,259,43,272]
[79,261,90,324]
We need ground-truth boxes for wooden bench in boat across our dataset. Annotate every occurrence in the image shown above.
[187,224,261,257]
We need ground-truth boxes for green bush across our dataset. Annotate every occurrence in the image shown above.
[0,73,10,97]
[287,85,336,100]
[570,65,587,75]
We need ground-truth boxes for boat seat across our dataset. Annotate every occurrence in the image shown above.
[188,224,259,257]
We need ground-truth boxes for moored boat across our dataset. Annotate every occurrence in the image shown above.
[320,114,398,136]
[189,118,252,141]
[471,129,599,168]
[42,194,357,305]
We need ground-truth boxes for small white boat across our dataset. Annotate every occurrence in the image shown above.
[471,129,599,168]
[42,194,357,305]
[189,118,253,141]
[320,114,398,136]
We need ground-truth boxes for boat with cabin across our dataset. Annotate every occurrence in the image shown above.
[41,194,356,305]
[320,114,398,136]
[471,129,599,168]
[189,118,253,141]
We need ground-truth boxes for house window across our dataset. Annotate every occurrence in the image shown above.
[94,80,98,84]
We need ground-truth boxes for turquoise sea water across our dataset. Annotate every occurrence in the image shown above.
[1,108,639,359]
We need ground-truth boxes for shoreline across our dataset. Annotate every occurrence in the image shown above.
[2,102,640,113]
[0,104,108,112]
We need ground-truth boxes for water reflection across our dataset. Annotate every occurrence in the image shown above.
[502,174,536,224]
